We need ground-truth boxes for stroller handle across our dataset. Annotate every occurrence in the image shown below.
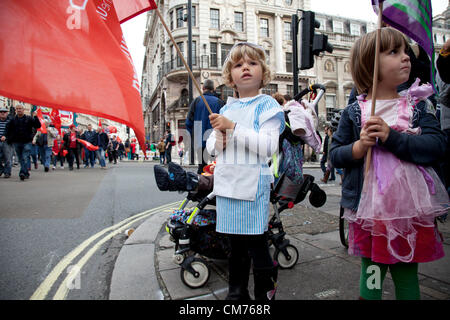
[186,192,215,225]
[293,83,326,101]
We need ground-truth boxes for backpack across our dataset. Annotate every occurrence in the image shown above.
[275,111,305,185]
[36,133,46,147]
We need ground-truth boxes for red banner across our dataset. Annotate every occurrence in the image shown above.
[77,138,99,151]
[113,0,157,23]
[0,0,157,150]
[36,108,47,134]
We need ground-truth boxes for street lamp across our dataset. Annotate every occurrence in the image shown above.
[185,1,195,165]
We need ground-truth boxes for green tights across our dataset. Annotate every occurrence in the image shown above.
[359,257,420,300]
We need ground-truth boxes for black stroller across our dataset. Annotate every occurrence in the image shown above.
[164,172,325,288]
[157,85,328,288]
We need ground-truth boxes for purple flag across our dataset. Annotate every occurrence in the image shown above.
[372,0,436,89]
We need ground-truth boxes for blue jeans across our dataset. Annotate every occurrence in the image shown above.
[28,144,39,169]
[84,148,95,167]
[0,141,12,175]
[95,147,106,167]
[14,142,32,177]
[39,145,52,168]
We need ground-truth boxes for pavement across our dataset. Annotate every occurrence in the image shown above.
[109,162,450,301]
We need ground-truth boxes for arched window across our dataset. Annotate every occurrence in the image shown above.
[216,84,234,102]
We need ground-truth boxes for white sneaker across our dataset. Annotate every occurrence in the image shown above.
[60,166,64,169]
[52,166,56,170]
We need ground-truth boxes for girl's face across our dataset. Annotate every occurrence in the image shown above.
[379,42,411,89]
[230,54,263,98]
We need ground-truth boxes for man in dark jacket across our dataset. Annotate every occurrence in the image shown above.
[81,123,96,168]
[93,126,109,169]
[5,104,41,180]
[185,79,225,173]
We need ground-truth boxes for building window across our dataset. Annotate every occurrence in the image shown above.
[176,7,184,28]
[326,94,336,121]
[260,18,269,37]
[192,41,197,66]
[284,22,292,40]
[216,85,234,102]
[317,18,326,31]
[210,42,218,67]
[366,23,376,33]
[262,84,278,96]
[191,6,196,27]
[350,23,360,36]
[324,59,335,72]
[221,44,233,66]
[333,20,344,34]
[286,52,292,72]
[285,0,293,6]
[235,12,243,32]
[265,50,270,65]
[169,10,174,30]
[170,45,174,69]
[210,9,220,29]
[177,42,184,67]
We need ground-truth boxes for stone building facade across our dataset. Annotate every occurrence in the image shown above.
[141,0,379,142]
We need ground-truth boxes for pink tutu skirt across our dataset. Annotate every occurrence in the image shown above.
[344,146,448,264]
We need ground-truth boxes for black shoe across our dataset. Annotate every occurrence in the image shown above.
[4,174,10,179]
[45,167,49,172]
[253,264,278,301]
[69,167,74,171]
[19,174,25,181]
[226,254,251,301]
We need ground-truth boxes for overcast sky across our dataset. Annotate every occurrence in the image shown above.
[121,0,448,82]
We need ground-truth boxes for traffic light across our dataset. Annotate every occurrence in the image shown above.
[298,10,333,70]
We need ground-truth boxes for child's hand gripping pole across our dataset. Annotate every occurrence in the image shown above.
[155,8,213,115]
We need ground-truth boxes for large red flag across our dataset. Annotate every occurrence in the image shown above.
[113,0,157,23]
[0,0,157,150]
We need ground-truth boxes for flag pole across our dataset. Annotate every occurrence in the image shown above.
[364,1,383,177]
[154,8,213,115]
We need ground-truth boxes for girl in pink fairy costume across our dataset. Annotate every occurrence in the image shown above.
[330,27,448,300]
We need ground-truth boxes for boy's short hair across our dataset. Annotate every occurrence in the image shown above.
[350,27,410,95]
[222,43,272,90]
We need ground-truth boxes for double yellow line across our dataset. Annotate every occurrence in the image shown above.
[30,201,181,300]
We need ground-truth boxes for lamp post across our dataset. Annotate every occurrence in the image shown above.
[187,1,195,165]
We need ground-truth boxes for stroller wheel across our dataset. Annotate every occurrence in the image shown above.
[180,258,210,288]
[274,244,299,269]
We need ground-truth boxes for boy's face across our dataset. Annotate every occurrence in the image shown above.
[379,42,411,89]
[229,54,263,96]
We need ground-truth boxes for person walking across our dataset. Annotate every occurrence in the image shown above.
[5,104,41,180]
[164,130,172,164]
[63,124,81,171]
[157,138,165,164]
[186,79,225,173]
[0,106,12,178]
[81,123,96,168]
[93,126,109,169]
[33,119,57,172]
[52,134,65,169]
